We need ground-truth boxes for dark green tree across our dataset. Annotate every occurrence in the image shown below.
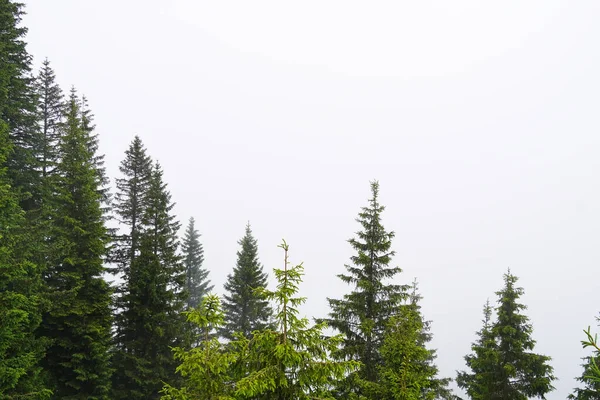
[569,315,600,400]
[182,217,212,310]
[113,162,188,400]
[323,180,407,397]
[111,135,152,275]
[0,0,39,212]
[33,58,64,180]
[457,300,498,400]
[0,120,49,399]
[221,222,272,340]
[39,90,113,399]
[111,136,154,398]
[457,271,555,400]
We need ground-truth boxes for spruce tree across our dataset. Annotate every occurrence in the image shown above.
[33,58,64,179]
[0,0,39,211]
[234,240,360,399]
[0,120,49,399]
[221,222,272,340]
[111,136,154,398]
[182,217,212,310]
[456,300,498,400]
[161,295,237,399]
[377,280,454,400]
[457,271,555,399]
[40,89,113,399]
[111,135,152,276]
[323,180,407,397]
[569,315,600,400]
[113,162,188,400]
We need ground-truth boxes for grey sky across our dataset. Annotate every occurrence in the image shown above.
[23,1,600,398]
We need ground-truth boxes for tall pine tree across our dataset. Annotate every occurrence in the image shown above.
[181,217,212,310]
[221,222,273,340]
[0,120,49,399]
[0,0,39,212]
[323,180,407,397]
[40,89,113,399]
[33,58,64,180]
[113,161,188,400]
[457,271,555,399]
[111,136,154,399]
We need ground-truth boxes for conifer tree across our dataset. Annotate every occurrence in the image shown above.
[113,162,188,400]
[235,240,360,399]
[40,90,113,399]
[569,315,600,400]
[457,271,555,399]
[161,295,238,400]
[221,222,272,340]
[456,300,498,400]
[111,136,154,398]
[0,0,39,211]
[323,180,407,397]
[377,280,454,400]
[34,58,64,180]
[0,120,49,399]
[182,217,212,310]
[111,135,153,275]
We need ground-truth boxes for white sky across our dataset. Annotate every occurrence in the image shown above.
[23,1,600,398]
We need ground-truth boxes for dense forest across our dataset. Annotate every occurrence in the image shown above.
[1,1,599,399]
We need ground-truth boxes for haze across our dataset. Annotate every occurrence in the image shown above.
[23,1,600,398]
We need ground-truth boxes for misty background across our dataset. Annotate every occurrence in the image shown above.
[22,1,600,398]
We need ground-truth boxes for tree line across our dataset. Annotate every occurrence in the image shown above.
[1,1,599,399]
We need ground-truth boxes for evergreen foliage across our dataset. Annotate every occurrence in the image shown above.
[39,90,113,399]
[161,295,238,400]
[221,222,272,340]
[569,316,600,400]
[0,0,38,211]
[182,217,212,310]
[376,280,454,400]
[33,58,64,179]
[233,240,360,399]
[112,161,188,400]
[0,120,49,399]
[323,180,407,396]
[457,271,555,399]
[112,135,153,275]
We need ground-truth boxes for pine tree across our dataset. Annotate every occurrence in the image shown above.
[111,136,154,398]
[182,217,212,310]
[323,180,407,397]
[161,295,238,400]
[221,222,272,340]
[456,300,498,400]
[569,315,600,400]
[234,240,360,399]
[378,304,437,400]
[33,58,64,180]
[457,271,555,399]
[39,89,113,399]
[377,280,454,400]
[111,135,153,276]
[113,162,188,400]
[0,0,39,212]
[0,120,49,399]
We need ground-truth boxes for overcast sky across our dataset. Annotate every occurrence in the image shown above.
[22,1,600,398]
